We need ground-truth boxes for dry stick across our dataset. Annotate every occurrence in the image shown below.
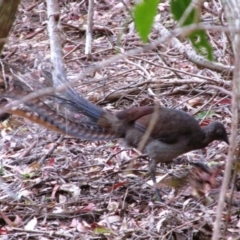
[86,69,144,100]
[156,53,183,79]
[137,104,160,198]
[192,93,217,115]
[12,228,72,238]
[130,58,232,97]
[198,93,219,124]
[162,219,201,239]
[131,55,230,85]
[85,0,94,55]
[38,135,64,165]
[121,0,134,19]
[212,6,239,240]
[0,24,236,115]
[19,140,38,158]
[208,85,232,97]
[101,81,219,103]
[224,156,238,235]
[26,0,44,11]
[125,59,152,79]
[101,79,222,104]
[219,6,233,55]
[25,26,46,40]
[46,0,66,86]
[106,148,131,163]
[63,41,82,59]
[0,60,8,88]
[45,0,67,167]
[174,89,209,109]
[193,91,219,118]
[138,104,159,153]
[154,22,234,74]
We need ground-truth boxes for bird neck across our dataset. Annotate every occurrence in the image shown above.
[201,125,215,147]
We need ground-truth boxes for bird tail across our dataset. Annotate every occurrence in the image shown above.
[3,97,118,140]
[0,78,118,140]
[41,70,105,122]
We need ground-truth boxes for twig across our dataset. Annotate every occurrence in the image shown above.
[125,59,151,79]
[85,0,94,55]
[19,140,38,158]
[194,91,218,116]
[12,227,73,238]
[212,2,240,238]
[39,135,64,165]
[131,55,231,85]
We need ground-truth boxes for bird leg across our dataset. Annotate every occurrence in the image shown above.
[149,159,162,201]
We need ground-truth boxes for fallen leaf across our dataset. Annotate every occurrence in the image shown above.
[24,217,37,230]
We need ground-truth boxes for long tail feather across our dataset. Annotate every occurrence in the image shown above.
[7,99,118,140]
[0,77,119,140]
[41,70,105,121]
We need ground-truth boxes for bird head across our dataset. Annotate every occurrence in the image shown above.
[204,121,229,144]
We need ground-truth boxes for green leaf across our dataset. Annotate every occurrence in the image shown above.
[189,30,213,60]
[94,227,113,234]
[134,0,160,43]
[171,0,213,60]
[22,172,37,179]
[195,110,215,120]
[171,0,195,25]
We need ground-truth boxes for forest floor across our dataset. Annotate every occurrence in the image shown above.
[0,0,237,239]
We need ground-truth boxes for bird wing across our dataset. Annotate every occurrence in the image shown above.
[134,107,203,144]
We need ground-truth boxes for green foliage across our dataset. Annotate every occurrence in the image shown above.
[189,30,213,60]
[171,0,195,25]
[22,172,37,179]
[0,166,5,175]
[195,110,215,120]
[171,0,213,60]
[134,0,160,43]
[94,227,113,234]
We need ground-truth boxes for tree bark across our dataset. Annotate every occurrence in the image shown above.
[0,0,21,53]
